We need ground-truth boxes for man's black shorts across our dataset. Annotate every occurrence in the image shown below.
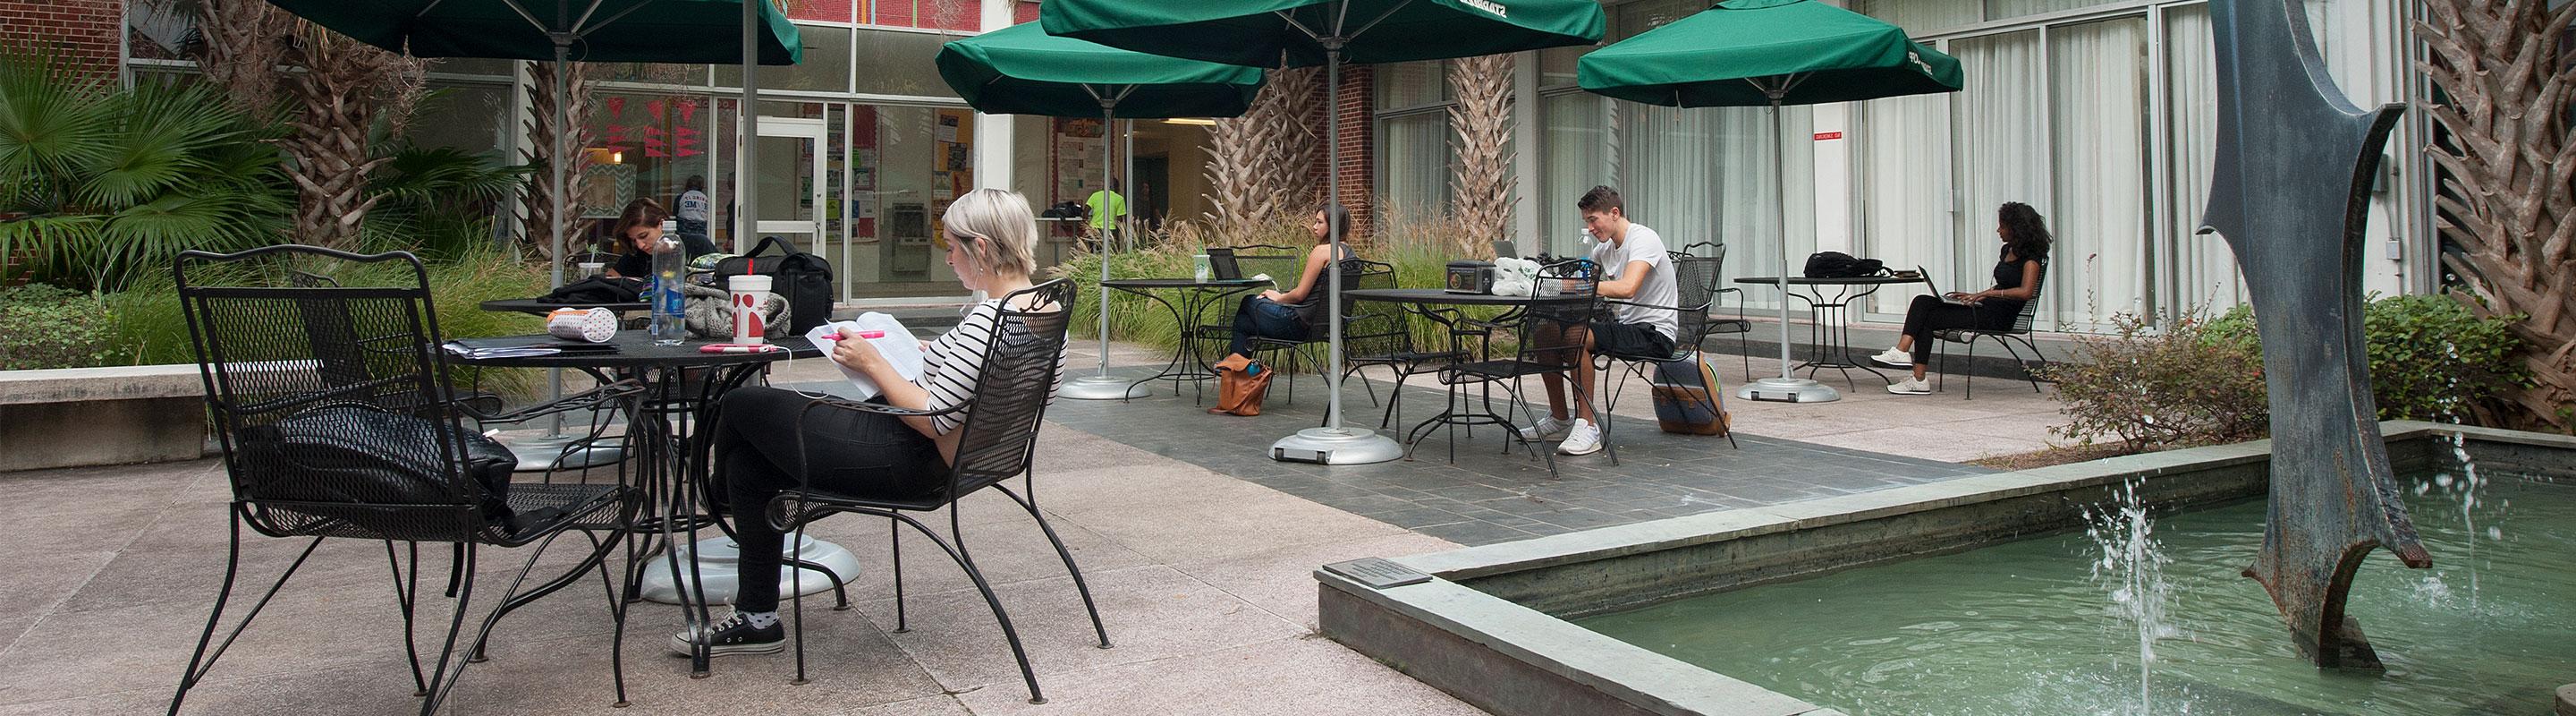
[1589,320,1676,360]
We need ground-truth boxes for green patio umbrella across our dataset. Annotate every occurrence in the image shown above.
[936,21,1265,402]
[265,0,803,287]
[1040,0,1606,465]
[1579,0,1962,405]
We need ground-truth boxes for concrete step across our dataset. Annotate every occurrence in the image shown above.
[1697,319,2078,385]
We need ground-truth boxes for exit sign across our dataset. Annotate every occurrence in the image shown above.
[1813,131,1844,141]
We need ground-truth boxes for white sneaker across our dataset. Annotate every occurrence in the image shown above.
[1556,420,1603,456]
[1518,415,1571,440]
[1886,377,1932,396]
[1868,347,1912,369]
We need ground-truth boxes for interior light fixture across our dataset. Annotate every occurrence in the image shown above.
[1162,117,1217,126]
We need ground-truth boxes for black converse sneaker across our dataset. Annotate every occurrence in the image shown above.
[669,611,785,658]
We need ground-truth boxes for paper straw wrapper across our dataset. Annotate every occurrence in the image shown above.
[546,307,618,343]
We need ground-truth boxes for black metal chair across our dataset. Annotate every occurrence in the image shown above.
[1343,261,1472,430]
[1251,257,1390,408]
[1681,242,1755,376]
[1932,261,2050,399]
[169,245,644,716]
[1424,260,1610,478]
[768,279,1103,704]
[1594,251,1740,449]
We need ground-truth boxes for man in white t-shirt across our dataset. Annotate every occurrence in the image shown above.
[1523,185,1678,456]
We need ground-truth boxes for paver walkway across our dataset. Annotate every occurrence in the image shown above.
[0,338,2063,715]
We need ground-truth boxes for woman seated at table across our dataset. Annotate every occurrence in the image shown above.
[672,188,1063,657]
[1868,201,2050,396]
[604,199,673,279]
[1217,203,1356,366]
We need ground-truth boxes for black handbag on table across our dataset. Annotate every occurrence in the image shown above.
[1802,251,1888,278]
[714,235,835,335]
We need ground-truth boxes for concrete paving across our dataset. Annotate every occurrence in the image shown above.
[0,337,2067,716]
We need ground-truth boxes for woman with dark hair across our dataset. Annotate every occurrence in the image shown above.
[603,198,674,278]
[1212,204,1357,384]
[1868,201,2051,395]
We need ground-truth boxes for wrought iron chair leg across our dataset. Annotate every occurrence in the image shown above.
[890,510,1048,704]
[169,524,322,716]
[790,520,811,686]
[414,544,479,716]
[889,519,908,633]
[385,541,428,696]
[1997,335,2046,392]
[584,532,632,708]
[995,485,1112,649]
[1964,336,1979,400]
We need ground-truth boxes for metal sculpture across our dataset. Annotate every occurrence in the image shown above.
[2201,0,2432,669]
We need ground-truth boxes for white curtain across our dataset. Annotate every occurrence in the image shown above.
[1377,112,1451,222]
[1612,101,1811,311]
[2047,18,2152,328]
[1950,30,2049,317]
[1858,91,1953,316]
[1540,90,1606,257]
[2161,4,2244,315]
[1855,0,1981,35]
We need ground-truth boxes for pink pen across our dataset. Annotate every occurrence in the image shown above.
[824,329,886,341]
[699,345,782,354]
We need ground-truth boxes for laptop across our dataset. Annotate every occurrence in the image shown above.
[1917,265,1978,306]
[1491,239,1520,260]
[1206,247,1244,281]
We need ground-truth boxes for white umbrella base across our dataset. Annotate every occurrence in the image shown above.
[1738,377,1842,404]
[1271,426,1404,465]
[1060,374,1154,400]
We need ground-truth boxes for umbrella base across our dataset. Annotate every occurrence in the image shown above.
[1061,375,1153,401]
[1271,426,1403,465]
[1738,377,1842,404]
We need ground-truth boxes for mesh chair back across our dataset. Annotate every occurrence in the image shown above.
[943,279,1076,498]
[1515,260,1603,365]
[2008,261,2047,334]
[1666,252,1719,354]
[176,245,495,541]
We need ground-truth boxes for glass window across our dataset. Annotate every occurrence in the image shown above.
[1612,0,1702,41]
[1986,0,2108,21]
[1538,46,1585,89]
[716,24,852,92]
[407,82,515,159]
[1855,0,1982,36]
[2046,17,2152,328]
[1377,61,1448,109]
[583,91,718,248]
[1376,111,1451,219]
[592,62,708,86]
[852,29,966,98]
[1541,90,1606,256]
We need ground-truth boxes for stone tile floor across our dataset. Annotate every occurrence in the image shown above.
[0,339,2065,715]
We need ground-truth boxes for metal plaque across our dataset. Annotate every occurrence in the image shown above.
[1324,558,1433,589]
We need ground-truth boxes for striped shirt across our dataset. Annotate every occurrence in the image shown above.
[917,299,1067,436]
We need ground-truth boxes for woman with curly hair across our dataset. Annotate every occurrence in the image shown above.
[1868,201,2051,395]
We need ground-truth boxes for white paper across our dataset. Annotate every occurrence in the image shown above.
[803,312,925,401]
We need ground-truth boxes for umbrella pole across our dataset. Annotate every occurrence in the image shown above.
[1063,98,1149,400]
[1737,90,1838,403]
[1269,39,1401,465]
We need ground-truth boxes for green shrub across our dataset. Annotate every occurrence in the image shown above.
[0,284,120,370]
[2047,294,2529,451]
[2044,311,2271,450]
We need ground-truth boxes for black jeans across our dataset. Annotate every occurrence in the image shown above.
[1898,294,2016,363]
[1229,295,1307,358]
[709,387,947,612]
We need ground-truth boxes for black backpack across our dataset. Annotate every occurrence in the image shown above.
[1803,251,1887,278]
[714,236,835,335]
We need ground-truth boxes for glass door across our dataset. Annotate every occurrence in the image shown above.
[749,116,828,294]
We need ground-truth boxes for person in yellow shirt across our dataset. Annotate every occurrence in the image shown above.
[1086,178,1127,245]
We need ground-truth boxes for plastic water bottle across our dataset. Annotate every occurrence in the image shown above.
[648,219,686,345]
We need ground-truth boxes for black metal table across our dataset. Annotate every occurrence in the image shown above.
[1343,288,1592,465]
[1733,276,1926,387]
[478,297,649,316]
[446,332,818,677]
[1099,277,1268,404]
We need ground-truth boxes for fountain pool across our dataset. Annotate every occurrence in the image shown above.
[1317,422,2576,716]
[1577,470,2573,715]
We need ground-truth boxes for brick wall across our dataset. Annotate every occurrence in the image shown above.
[1309,64,1376,238]
[1,0,123,79]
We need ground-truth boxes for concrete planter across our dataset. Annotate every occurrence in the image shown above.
[0,364,210,473]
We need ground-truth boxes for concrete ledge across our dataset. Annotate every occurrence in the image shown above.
[0,364,208,472]
[1320,422,2567,716]
[0,363,204,405]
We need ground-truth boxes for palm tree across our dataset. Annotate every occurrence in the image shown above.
[1446,54,1513,257]
[0,47,290,292]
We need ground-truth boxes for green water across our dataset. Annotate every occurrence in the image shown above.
[1577,471,2576,716]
